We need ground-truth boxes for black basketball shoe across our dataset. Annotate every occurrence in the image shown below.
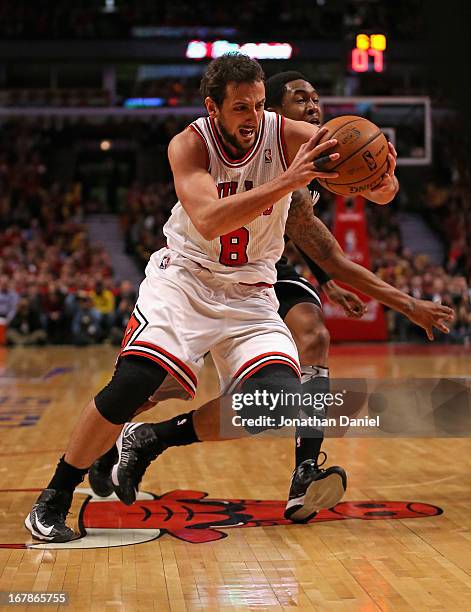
[284,453,347,523]
[88,445,118,497]
[112,422,166,505]
[24,489,75,542]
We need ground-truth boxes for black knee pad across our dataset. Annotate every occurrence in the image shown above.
[236,364,301,434]
[95,356,167,425]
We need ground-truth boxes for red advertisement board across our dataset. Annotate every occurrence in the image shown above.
[322,196,388,341]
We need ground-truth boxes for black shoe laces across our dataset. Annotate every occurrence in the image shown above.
[125,444,164,489]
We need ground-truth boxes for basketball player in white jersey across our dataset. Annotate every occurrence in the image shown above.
[86,70,451,524]
[24,53,346,542]
[25,55,453,542]
[85,73,381,514]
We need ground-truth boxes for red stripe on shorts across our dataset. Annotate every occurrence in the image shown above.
[132,341,198,386]
[232,351,301,381]
[235,359,301,391]
[120,350,196,398]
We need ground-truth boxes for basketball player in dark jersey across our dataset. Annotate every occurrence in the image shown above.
[265,72,399,515]
[267,72,365,512]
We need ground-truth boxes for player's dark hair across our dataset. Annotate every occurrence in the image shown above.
[200,52,265,106]
[265,71,309,108]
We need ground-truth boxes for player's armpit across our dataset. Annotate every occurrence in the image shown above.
[286,192,338,262]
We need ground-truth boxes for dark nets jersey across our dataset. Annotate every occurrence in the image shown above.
[276,186,330,285]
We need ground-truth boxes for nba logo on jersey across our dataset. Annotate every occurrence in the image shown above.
[264,148,272,163]
[159,255,170,269]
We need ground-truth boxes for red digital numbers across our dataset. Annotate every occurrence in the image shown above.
[351,48,384,72]
[351,34,386,73]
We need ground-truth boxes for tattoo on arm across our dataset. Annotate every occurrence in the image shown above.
[286,189,338,262]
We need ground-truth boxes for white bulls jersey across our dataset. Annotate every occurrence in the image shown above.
[162,111,291,285]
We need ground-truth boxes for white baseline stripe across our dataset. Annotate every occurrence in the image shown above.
[277,114,288,170]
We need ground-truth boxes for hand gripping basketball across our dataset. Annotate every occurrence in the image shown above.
[368,142,399,204]
[315,116,389,196]
[286,127,340,191]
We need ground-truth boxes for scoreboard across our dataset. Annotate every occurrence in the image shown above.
[350,34,386,73]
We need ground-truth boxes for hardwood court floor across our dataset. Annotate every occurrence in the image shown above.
[0,343,470,611]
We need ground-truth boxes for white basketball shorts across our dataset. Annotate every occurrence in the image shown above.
[119,248,300,401]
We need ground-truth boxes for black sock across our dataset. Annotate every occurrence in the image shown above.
[295,366,329,467]
[47,455,89,493]
[150,411,200,447]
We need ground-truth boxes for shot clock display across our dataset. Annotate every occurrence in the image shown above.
[350,34,386,73]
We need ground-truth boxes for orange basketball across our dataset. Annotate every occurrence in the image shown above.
[315,115,389,196]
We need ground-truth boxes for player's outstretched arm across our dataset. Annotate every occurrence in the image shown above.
[285,189,454,339]
[168,126,339,241]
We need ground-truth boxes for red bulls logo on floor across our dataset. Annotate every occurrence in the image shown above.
[83,490,442,544]
[0,489,443,548]
[1,488,443,549]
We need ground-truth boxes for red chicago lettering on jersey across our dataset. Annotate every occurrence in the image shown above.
[217,181,238,199]
[244,179,272,215]
[218,180,272,216]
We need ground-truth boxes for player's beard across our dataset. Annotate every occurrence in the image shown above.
[216,119,254,158]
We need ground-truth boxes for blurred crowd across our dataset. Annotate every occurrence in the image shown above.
[373,115,471,343]
[0,215,137,347]
[0,110,469,346]
[122,181,176,265]
[0,0,425,40]
[130,77,202,108]
[121,177,470,345]
[0,273,136,347]
[0,119,136,347]
[368,207,470,344]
